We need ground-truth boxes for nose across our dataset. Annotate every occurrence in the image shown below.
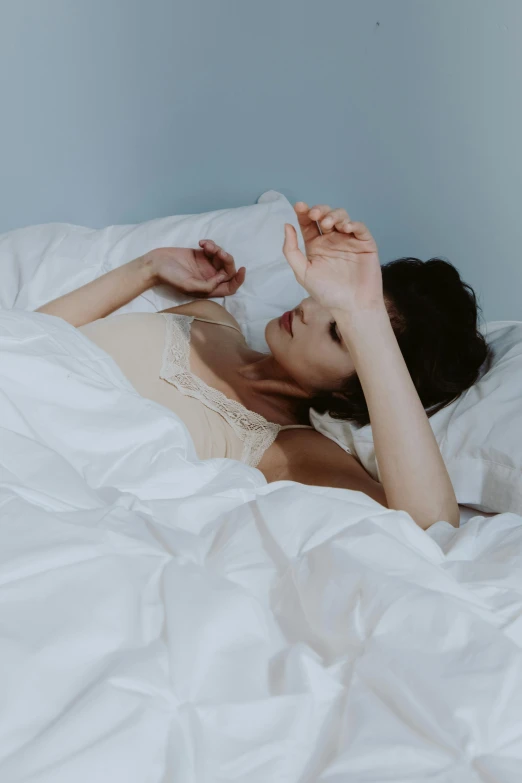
[296,297,318,325]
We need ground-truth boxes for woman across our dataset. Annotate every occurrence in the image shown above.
[36,202,487,530]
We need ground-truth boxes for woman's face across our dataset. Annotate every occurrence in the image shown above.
[265,297,356,393]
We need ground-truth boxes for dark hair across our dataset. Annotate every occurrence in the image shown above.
[311,257,490,427]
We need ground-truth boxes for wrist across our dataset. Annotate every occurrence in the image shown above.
[330,299,389,329]
[138,252,160,287]
[333,302,393,352]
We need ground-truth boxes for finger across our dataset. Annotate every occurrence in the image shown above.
[198,240,217,262]
[320,208,351,231]
[283,224,308,279]
[199,239,216,252]
[307,204,332,222]
[294,201,313,228]
[199,239,225,257]
[200,241,236,276]
[216,247,236,277]
[343,221,373,241]
[221,266,246,296]
[186,272,227,294]
[199,239,218,257]
[294,202,320,242]
[335,218,356,234]
[212,267,246,297]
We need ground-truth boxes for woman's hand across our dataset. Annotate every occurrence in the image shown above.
[146,242,246,297]
[284,203,383,314]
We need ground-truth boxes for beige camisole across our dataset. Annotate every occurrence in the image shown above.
[79,312,311,467]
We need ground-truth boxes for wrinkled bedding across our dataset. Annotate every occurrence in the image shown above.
[1,311,522,782]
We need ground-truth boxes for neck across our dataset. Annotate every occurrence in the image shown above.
[238,353,311,402]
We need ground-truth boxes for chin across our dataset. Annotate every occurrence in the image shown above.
[265,317,295,379]
[264,317,280,353]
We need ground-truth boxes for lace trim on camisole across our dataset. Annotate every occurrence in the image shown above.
[159,313,284,467]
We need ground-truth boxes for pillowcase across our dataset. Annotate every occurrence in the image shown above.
[311,321,522,515]
[0,190,307,351]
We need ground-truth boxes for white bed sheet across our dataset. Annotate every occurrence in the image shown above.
[1,311,522,782]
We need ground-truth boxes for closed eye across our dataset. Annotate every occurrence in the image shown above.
[329,321,341,343]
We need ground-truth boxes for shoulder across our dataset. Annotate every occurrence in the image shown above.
[159,300,242,331]
[259,428,348,476]
[258,428,387,506]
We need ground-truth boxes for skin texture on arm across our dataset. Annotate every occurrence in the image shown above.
[334,305,460,529]
[35,256,157,327]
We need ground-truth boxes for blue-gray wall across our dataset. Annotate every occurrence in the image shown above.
[1,0,521,320]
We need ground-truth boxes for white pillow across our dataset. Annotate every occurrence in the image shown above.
[311,321,522,515]
[0,190,306,351]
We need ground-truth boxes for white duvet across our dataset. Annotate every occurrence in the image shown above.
[1,310,522,782]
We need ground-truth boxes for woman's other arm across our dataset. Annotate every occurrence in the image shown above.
[35,242,245,327]
[36,256,156,327]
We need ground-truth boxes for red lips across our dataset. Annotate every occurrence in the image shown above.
[280,310,293,336]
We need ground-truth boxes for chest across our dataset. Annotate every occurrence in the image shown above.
[188,321,294,426]
[188,322,256,406]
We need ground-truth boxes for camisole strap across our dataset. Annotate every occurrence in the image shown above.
[159,313,280,466]
[279,424,314,430]
[192,315,242,333]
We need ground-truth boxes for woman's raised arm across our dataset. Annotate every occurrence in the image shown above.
[283,211,459,529]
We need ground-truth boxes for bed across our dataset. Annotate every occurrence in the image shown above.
[1,192,521,782]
